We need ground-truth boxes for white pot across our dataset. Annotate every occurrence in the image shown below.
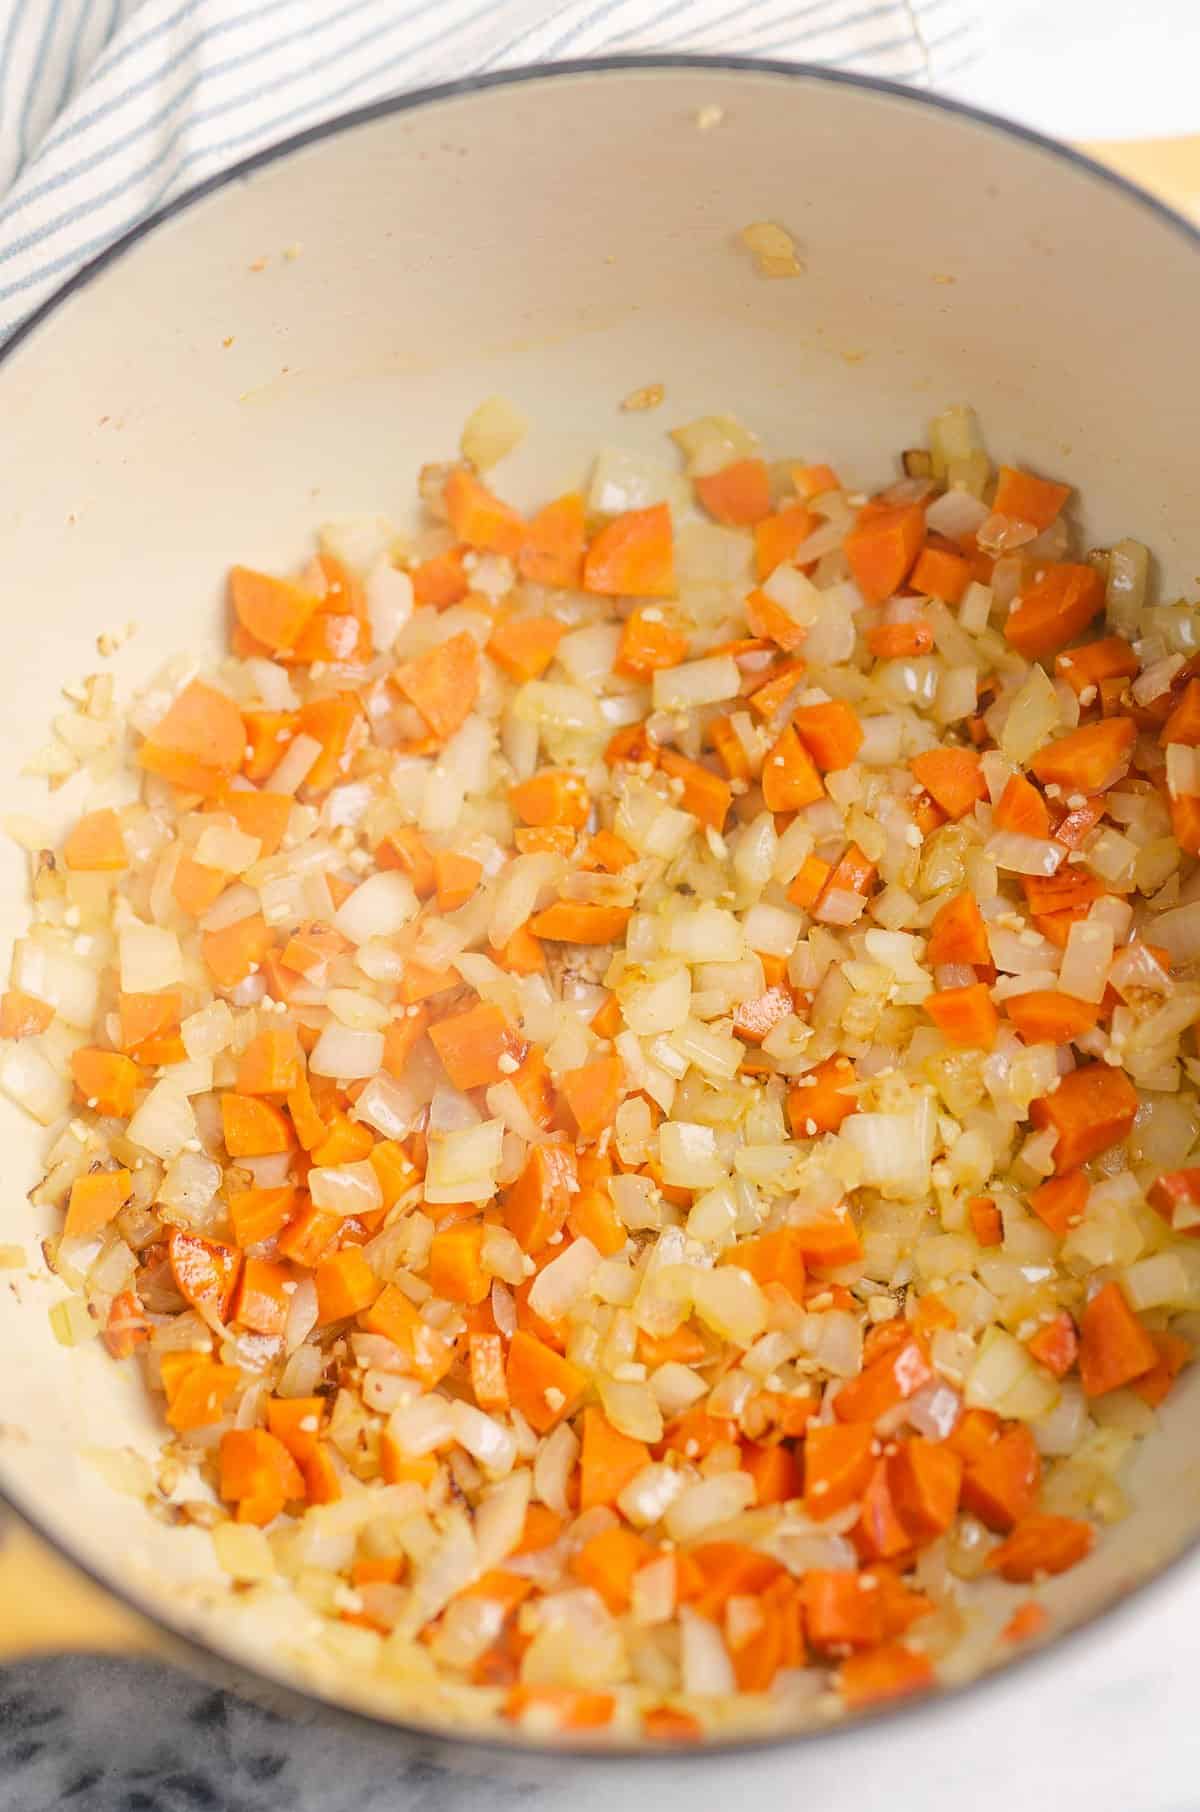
[0,56,1197,1754]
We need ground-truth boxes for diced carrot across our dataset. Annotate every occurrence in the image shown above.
[1056,636,1139,699]
[909,747,986,820]
[381,1006,431,1078]
[803,1570,885,1651]
[529,900,631,947]
[787,1055,857,1135]
[399,961,459,1004]
[488,614,567,682]
[202,912,272,990]
[63,808,127,872]
[615,607,690,677]
[0,988,54,1039]
[945,1408,1001,1468]
[138,679,246,797]
[214,789,292,860]
[578,1407,652,1512]
[580,829,636,874]
[844,502,925,605]
[774,846,828,914]
[744,587,809,654]
[301,1445,341,1505]
[235,1027,301,1097]
[1029,1169,1089,1239]
[1021,871,1103,915]
[694,457,772,526]
[890,1436,962,1541]
[1030,1065,1138,1172]
[560,1054,623,1142]
[732,983,794,1045]
[70,1048,140,1118]
[504,1142,578,1252]
[1029,717,1135,792]
[157,1353,235,1432]
[231,1256,292,1335]
[1131,1331,1192,1407]
[444,469,526,556]
[748,658,807,722]
[511,1504,565,1558]
[657,748,732,829]
[761,723,824,812]
[64,1167,133,1239]
[993,465,1072,531]
[468,1332,509,1411]
[219,1428,305,1525]
[1171,793,1200,857]
[1161,678,1200,747]
[855,1456,914,1562]
[314,1246,380,1324]
[412,547,469,609]
[812,842,876,924]
[506,1330,587,1432]
[510,768,590,830]
[368,1139,420,1210]
[308,1110,371,1170]
[583,504,675,598]
[688,1544,784,1619]
[723,1228,806,1300]
[427,1223,489,1305]
[911,544,971,605]
[969,1195,1003,1246]
[925,981,998,1050]
[1006,564,1105,659]
[1148,1168,1200,1234]
[494,924,546,975]
[296,692,362,794]
[839,1644,933,1709]
[743,1440,801,1507]
[927,892,990,968]
[835,1339,932,1425]
[517,492,586,588]
[754,504,816,580]
[229,565,321,653]
[1005,990,1100,1043]
[504,1686,615,1732]
[228,1184,297,1248]
[1027,1310,1079,1379]
[1003,1601,1050,1644]
[393,631,480,741]
[361,1286,454,1387]
[428,1001,525,1093]
[167,1228,241,1319]
[913,1294,956,1338]
[171,852,227,918]
[792,463,840,500]
[993,771,1051,839]
[505,1045,555,1129]
[961,1424,1041,1531]
[868,618,934,660]
[986,1513,1094,1582]
[803,1422,875,1518]
[376,827,436,897]
[1078,1280,1158,1396]
[643,1706,703,1745]
[221,1092,292,1157]
[791,700,864,772]
[1052,794,1107,851]
[276,1200,341,1268]
[241,709,298,782]
[515,821,576,854]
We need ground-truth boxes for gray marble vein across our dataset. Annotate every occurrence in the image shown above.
[0,1656,546,1812]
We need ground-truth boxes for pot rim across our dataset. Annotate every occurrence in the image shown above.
[2,50,1198,1762]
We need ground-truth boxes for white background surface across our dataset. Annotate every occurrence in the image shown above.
[949,0,1200,141]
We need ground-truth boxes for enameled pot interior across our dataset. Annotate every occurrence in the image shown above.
[2,59,1200,1743]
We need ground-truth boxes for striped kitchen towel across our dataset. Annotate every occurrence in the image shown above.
[0,0,978,342]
